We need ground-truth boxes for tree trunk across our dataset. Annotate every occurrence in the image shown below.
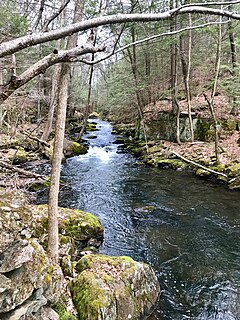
[228,18,238,115]
[204,10,223,164]
[179,14,194,142]
[47,62,70,264]
[47,0,84,264]
[0,59,3,131]
[170,0,178,114]
[41,61,60,141]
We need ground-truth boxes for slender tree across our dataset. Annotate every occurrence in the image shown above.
[47,0,84,263]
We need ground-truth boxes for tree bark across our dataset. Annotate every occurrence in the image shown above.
[179,14,194,142]
[47,63,70,264]
[228,18,238,115]
[47,0,84,264]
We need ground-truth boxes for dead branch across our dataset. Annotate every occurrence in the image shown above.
[0,160,45,179]
[43,0,71,32]
[170,151,228,178]
[22,131,50,147]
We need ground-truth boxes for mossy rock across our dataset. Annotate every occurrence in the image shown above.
[89,112,100,119]
[10,147,29,164]
[195,168,212,178]
[221,119,237,131]
[147,144,163,154]
[69,254,160,320]
[63,139,87,157]
[47,138,87,160]
[156,159,187,170]
[86,123,97,132]
[87,135,97,139]
[228,176,240,190]
[226,163,240,177]
[31,205,103,257]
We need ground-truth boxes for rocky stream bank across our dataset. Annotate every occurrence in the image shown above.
[111,117,240,191]
[0,189,160,320]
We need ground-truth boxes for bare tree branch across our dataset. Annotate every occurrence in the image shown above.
[33,0,45,30]
[79,20,229,65]
[1,5,240,58]
[0,45,105,104]
[42,0,71,32]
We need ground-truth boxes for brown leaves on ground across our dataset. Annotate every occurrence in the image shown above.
[162,130,240,166]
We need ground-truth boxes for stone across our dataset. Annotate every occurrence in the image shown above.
[0,239,63,314]
[31,205,104,258]
[227,163,240,177]
[69,254,160,320]
[228,176,240,191]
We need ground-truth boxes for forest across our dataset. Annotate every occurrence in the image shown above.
[0,0,240,319]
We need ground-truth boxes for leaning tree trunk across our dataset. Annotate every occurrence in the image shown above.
[41,58,60,141]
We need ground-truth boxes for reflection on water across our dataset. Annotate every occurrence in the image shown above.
[47,120,240,319]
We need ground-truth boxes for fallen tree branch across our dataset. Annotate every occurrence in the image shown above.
[0,161,45,179]
[170,151,228,178]
[22,131,50,147]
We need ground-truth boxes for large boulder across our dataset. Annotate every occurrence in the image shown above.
[30,205,104,259]
[69,254,160,320]
[45,138,87,160]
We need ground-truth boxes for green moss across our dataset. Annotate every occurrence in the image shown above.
[221,119,237,131]
[86,123,97,131]
[227,163,240,177]
[89,112,100,119]
[195,119,213,141]
[10,147,29,164]
[70,254,137,319]
[70,141,87,155]
[148,144,163,154]
[195,168,211,178]
[53,301,77,320]
[156,159,187,170]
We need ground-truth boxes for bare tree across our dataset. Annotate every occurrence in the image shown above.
[47,0,84,263]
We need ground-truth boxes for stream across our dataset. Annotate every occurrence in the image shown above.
[40,119,240,319]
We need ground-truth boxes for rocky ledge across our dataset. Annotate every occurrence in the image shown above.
[0,189,160,320]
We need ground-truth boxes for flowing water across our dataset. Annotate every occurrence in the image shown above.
[44,120,240,319]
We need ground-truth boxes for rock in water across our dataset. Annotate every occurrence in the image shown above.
[69,254,160,320]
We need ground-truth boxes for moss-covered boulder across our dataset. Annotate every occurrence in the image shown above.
[69,254,160,320]
[226,163,240,177]
[31,205,104,258]
[89,112,100,119]
[63,138,87,157]
[46,138,87,160]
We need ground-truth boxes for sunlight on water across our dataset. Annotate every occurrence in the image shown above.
[76,146,117,163]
